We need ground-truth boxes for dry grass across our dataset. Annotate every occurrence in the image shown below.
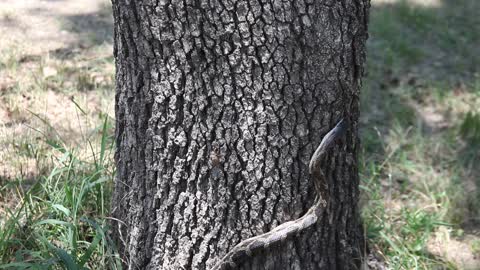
[0,1,118,267]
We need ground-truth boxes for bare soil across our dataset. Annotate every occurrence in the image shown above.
[0,0,114,206]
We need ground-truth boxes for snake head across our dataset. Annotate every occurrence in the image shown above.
[333,118,348,139]
[308,118,348,174]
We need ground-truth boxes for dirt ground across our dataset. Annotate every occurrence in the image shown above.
[0,0,112,54]
[0,0,114,181]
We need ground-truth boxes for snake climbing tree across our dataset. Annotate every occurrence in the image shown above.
[111,0,370,269]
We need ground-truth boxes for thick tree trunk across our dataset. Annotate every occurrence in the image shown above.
[111,0,369,269]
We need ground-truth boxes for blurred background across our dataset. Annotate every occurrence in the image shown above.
[0,0,478,269]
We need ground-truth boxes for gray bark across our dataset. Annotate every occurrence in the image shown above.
[111,0,370,269]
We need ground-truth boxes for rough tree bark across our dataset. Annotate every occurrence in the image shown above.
[111,0,370,269]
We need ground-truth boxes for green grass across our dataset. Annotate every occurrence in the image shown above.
[0,112,120,269]
[361,0,480,269]
[360,123,460,269]
[0,23,118,267]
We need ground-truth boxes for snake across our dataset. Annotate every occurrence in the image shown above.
[211,118,348,270]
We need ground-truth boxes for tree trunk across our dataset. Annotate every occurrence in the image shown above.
[111,0,370,269]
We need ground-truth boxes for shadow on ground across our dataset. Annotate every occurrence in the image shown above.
[362,0,480,268]
[60,4,114,47]
[25,1,113,60]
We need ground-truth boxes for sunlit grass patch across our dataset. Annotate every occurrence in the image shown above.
[360,122,461,269]
[0,48,21,73]
[0,41,115,180]
[361,73,480,268]
[361,78,480,269]
[0,109,120,269]
[0,25,117,268]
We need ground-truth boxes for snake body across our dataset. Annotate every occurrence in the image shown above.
[211,119,347,270]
